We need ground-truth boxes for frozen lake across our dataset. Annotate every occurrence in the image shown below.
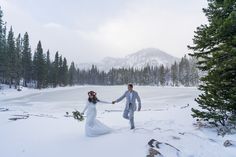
[1,86,199,113]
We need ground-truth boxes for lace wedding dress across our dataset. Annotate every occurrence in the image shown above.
[82,100,111,137]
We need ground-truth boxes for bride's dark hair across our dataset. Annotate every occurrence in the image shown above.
[88,91,99,104]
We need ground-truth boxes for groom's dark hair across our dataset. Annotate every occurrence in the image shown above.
[128,83,133,88]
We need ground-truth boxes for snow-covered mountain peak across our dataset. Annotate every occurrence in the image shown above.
[78,48,179,71]
[126,48,169,58]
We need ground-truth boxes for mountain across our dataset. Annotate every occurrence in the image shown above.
[78,48,180,71]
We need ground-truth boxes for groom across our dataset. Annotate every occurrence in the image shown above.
[112,84,141,130]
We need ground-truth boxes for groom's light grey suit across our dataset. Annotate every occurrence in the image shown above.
[116,90,141,128]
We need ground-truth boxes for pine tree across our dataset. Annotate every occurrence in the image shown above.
[15,34,22,87]
[0,7,6,84]
[189,57,199,86]
[6,27,17,88]
[178,57,184,86]
[153,66,159,85]
[179,56,191,86]
[107,68,115,85]
[183,55,191,86]
[189,0,236,128]
[171,61,179,86]
[164,67,171,86]
[58,55,63,86]
[159,65,165,86]
[61,57,68,86]
[45,50,52,87]
[52,51,59,87]
[68,62,77,86]
[22,32,32,87]
[0,7,3,76]
[142,65,151,85]
[32,41,46,89]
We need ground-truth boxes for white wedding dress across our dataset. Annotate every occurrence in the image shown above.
[82,100,111,137]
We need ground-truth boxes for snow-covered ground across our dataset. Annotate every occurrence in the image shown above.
[0,86,235,157]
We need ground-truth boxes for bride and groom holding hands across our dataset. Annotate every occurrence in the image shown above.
[81,84,142,137]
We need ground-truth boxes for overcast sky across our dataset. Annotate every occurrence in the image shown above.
[0,0,208,63]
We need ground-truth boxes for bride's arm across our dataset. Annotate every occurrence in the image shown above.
[98,100,112,104]
[81,102,89,114]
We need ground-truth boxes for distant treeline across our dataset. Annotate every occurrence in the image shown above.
[77,56,199,86]
[0,7,199,89]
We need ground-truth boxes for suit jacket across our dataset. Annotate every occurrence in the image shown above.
[116,90,141,111]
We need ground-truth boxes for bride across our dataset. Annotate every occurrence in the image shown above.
[81,91,112,137]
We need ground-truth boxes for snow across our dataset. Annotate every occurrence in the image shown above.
[0,86,236,157]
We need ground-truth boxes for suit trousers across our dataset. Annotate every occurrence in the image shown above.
[123,103,135,128]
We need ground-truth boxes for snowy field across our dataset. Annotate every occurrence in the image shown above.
[0,86,235,157]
